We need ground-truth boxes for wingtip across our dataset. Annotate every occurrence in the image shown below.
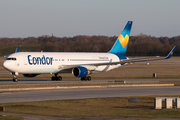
[15,47,19,53]
[165,45,177,59]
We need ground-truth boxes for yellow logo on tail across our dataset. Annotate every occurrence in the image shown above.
[118,34,129,48]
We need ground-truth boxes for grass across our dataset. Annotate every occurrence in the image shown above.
[160,81,180,86]
[1,95,180,118]
[0,115,24,120]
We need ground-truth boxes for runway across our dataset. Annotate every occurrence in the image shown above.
[0,86,180,103]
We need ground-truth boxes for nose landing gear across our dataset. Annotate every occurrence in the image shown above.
[13,76,18,82]
[12,72,18,82]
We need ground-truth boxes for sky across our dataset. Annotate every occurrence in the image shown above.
[0,0,180,38]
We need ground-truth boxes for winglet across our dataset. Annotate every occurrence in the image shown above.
[15,47,19,53]
[165,45,177,59]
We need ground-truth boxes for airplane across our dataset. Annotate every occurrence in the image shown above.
[3,21,177,82]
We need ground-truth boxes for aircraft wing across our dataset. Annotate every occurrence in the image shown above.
[58,45,177,70]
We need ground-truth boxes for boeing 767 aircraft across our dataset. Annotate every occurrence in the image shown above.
[3,21,177,82]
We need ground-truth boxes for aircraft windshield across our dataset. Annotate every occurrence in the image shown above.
[7,58,17,60]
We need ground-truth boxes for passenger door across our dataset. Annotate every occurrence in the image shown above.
[23,56,28,65]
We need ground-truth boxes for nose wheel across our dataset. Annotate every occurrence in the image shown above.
[13,76,18,82]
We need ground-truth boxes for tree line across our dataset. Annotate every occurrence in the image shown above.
[0,34,179,56]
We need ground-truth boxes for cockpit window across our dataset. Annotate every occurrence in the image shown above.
[7,58,17,60]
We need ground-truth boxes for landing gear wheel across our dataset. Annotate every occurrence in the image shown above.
[81,77,84,81]
[51,76,55,81]
[58,76,62,81]
[51,75,62,81]
[81,76,91,81]
[13,76,18,82]
[84,77,87,81]
[87,76,91,81]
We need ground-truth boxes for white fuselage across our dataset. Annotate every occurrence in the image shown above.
[3,52,122,75]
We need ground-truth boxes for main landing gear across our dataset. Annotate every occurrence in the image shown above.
[51,74,62,81]
[81,76,91,81]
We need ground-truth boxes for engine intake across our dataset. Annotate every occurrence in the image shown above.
[72,66,90,77]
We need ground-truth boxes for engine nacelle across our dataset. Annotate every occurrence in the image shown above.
[72,66,90,77]
[23,74,39,77]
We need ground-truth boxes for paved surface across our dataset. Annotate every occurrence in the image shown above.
[0,78,180,84]
[0,86,180,103]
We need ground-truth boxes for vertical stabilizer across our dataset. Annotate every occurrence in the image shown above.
[109,21,132,58]
[15,47,19,53]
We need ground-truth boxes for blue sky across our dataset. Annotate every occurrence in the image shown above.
[0,0,180,38]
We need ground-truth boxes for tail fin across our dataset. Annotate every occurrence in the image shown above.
[109,21,132,58]
[15,47,19,53]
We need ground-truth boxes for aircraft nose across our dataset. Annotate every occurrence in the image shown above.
[3,61,10,70]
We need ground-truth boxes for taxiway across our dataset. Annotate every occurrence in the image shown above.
[0,86,179,103]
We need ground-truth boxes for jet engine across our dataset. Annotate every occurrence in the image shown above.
[72,66,90,77]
